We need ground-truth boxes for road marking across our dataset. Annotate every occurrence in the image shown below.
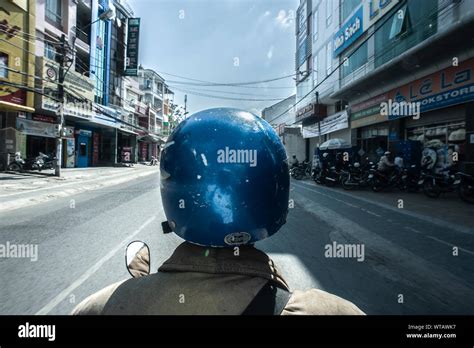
[425,235,474,257]
[364,210,382,218]
[35,216,156,315]
[292,181,473,235]
[404,226,423,234]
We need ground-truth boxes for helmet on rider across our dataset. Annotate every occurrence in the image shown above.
[322,152,329,158]
[160,108,290,247]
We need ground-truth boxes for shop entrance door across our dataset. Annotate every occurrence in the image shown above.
[76,135,89,168]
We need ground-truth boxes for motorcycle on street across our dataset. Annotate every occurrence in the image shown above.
[7,152,42,172]
[420,166,458,198]
[455,171,474,204]
[341,162,375,190]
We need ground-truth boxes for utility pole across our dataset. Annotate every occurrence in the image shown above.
[55,34,66,177]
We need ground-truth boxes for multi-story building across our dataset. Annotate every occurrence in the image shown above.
[261,95,306,161]
[294,0,350,161]
[294,0,474,173]
[331,0,474,171]
[0,0,36,170]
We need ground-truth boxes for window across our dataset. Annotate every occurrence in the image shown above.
[389,5,410,40]
[342,0,360,23]
[313,9,318,42]
[0,52,8,78]
[45,0,62,27]
[313,54,318,86]
[326,43,332,76]
[326,0,332,27]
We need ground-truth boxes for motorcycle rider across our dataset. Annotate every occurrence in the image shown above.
[72,108,365,316]
[377,151,395,176]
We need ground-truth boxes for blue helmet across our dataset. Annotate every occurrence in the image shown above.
[160,108,290,247]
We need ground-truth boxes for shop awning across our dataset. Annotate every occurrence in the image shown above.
[0,101,35,113]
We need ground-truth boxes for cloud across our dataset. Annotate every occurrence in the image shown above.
[267,45,274,59]
[275,10,294,29]
[264,10,271,17]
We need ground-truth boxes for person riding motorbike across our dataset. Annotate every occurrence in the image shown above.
[377,151,395,176]
[72,108,365,316]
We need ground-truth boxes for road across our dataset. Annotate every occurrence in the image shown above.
[1,172,473,315]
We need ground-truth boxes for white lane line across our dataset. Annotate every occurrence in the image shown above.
[295,183,382,219]
[35,216,156,315]
[404,226,423,234]
[292,181,473,235]
[365,210,382,218]
[425,235,474,257]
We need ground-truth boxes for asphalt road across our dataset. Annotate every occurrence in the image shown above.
[1,173,473,315]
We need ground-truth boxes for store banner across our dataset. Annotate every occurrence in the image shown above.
[66,139,75,168]
[16,118,57,138]
[351,57,474,121]
[333,6,363,57]
[124,18,141,76]
[302,111,349,138]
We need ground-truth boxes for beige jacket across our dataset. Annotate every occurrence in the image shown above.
[72,242,365,315]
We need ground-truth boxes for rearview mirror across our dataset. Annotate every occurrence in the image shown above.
[125,241,151,278]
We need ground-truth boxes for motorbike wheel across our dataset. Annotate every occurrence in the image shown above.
[458,182,474,204]
[294,170,303,180]
[325,178,337,187]
[8,163,21,172]
[423,180,441,198]
[342,178,356,190]
[372,178,384,192]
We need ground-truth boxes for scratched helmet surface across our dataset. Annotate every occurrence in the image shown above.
[160,108,290,247]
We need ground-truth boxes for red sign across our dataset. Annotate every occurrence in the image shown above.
[32,114,56,123]
[122,147,132,163]
[140,142,147,161]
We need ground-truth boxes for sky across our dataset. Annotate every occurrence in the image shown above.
[127,0,299,115]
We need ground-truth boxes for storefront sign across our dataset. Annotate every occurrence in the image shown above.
[302,110,349,138]
[16,118,57,138]
[77,129,92,137]
[66,138,75,168]
[296,103,315,123]
[42,58,95,115]
[92,133,99,166]
[333,6,363,57]
[124,18,141,76]
[351,58,474,121]
[32,114,56,123]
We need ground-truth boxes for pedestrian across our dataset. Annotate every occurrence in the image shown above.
[72,108,365,315]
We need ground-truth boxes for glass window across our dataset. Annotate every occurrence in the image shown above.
[342,0,361,23]
[46,0,62,26]
[326,0,332,27]
[313,54,318,86]
[44,42,56,61]
[326,42,332,75]
[313,9,318,42]
[341,40,368,78]
[0,52,8,78]
[389,5,410,40]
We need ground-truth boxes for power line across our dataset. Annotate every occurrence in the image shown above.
[171,86,292,102]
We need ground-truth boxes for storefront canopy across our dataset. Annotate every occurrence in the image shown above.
[319,138,352,150]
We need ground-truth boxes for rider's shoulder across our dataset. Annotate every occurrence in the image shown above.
[282,288,366,315]
[72,280,126,315]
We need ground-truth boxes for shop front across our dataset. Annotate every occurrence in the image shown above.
[117,127,138,164]
[296,102,327,161]
[350,57,474,167]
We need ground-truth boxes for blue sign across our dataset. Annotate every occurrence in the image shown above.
[333,6,363,57]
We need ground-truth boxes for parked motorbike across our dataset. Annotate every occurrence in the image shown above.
[291,161,311,180]
[36,152,57,171]
[398,165,421,192]
[315,166,340,187]
[371,168,404,192]
[341,162,375,190]
[455,171,474,204]
[420,166,458,198]
[7,152,42,172]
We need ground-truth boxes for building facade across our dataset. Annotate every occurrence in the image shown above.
[292,0,474,172]
[0,0,36,170]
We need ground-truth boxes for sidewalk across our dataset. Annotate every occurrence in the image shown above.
[0,164,159,212]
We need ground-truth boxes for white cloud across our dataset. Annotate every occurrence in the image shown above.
[275,10,294,29]
[267,45,274,59]
[264,10,271,17]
